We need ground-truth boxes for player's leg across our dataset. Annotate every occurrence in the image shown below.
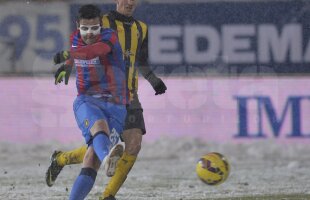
[101,128,142,200]
[46,122,124,187]
[69,146,100,200]
[45,95,114,187]
[90,120,112,162]
[103,107,127,178]
[45,145,87,187]
[69,97,113,199]
[56,146,87,166]
[101,94,146,199]
[70,121,113,199]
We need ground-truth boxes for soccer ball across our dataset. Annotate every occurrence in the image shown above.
[196,152,230,185]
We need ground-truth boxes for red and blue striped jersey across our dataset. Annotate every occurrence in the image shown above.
[68,28,129,105]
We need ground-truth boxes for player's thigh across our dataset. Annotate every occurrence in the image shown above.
[90,120,109,136]
[73,97,108,144]
[125,92,145,133]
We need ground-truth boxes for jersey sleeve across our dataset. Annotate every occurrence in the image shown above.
[63,30,79,67]
[69,30,80,50]
[137,29,157,79]
[139,29,149,68]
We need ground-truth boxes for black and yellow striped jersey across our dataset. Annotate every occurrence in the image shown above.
[102,11,149,98]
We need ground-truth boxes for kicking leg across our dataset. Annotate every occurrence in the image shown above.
[69,147,100,200]
[70,119,111,199]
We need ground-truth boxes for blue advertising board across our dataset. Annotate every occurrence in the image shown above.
[0,2,70,73]
[0,2,308,74]
[42,2,310,75]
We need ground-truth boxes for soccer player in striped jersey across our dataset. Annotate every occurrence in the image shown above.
[51,4,129,200]
[46,1,167,200]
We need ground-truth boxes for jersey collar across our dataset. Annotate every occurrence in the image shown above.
[110,11,134,25]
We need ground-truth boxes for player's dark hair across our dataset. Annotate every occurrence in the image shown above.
[77,4,101,21]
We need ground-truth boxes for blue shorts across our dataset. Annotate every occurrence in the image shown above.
[73,95,127,145]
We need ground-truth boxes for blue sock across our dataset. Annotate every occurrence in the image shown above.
[93,131,111,162]
[69,168,97,200]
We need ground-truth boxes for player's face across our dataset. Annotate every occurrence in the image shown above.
[115,0,137,17]
[78,17,101,45]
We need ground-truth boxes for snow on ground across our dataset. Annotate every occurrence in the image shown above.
[0,137,310,200]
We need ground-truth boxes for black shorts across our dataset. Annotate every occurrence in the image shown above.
[123,92,146,134]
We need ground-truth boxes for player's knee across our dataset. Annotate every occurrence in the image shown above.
[125,143,141,156]
[90,119,109,136]
[125,139,142,156]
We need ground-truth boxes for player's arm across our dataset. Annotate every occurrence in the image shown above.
[55,41,112,61]
[54,42,112,85]
[54,31,77,85]
[54,31,113,85]
[70,41,112,59]
[138,30,167,95]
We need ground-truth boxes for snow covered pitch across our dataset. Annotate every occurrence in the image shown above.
[1,138,309,200]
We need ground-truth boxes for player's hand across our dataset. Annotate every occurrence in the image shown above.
[147,74,167,95]
[54,64,72,85]
[53,50,70,64]
[153,78,167,95]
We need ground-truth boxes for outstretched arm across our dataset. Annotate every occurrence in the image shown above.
[70,41,112,59]
[54,41,112,64]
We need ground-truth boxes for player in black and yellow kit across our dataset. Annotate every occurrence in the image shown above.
[46,1,167,200]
